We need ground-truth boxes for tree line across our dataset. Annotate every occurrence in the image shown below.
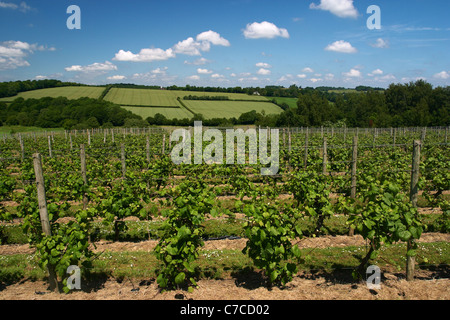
[0,96,144,130]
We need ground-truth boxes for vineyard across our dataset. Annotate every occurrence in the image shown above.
[0,126,449,299]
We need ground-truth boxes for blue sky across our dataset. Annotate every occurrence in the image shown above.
[1,0,449,88]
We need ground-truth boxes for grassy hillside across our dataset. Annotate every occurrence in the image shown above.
[0,86,105,102]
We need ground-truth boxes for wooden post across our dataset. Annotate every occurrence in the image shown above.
[69,133,73,151]
[121,144,126,179]
[19,135,25,161]
[48,136,52,158]
[349,136,358,236]
[304,128,309,170]
[80,145,88,210]
[407,140,421,281]
[88,130,91,146]
[32,153,59,292]
[146,136,150,163]
[322,137,327,175]
[288,130,291,153]
[162,134,166,155]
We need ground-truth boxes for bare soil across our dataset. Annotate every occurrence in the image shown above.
[0,233,448,300]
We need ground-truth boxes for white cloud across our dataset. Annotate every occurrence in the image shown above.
[257,68,271,75]
[310,78,323,83]
[113,48,175,62]
[243,21,289,39]
[151,67,168,74]
[196,30,230,47]
[211,73,225,79]
[256,62,272,68]
[184,57,211,65]
[0,1,33,12]
[65,61,117,73]
[187,75,200,81]
[343,68,362,78]
[302,67,314,73]
[297,74,307,79]
[115,30,229,62]
[0,40,54,70]
[107,75,126,81]
[368,69,384,76]
[325,73,335,81]
[310,0,358,18]
[325,40,357,53]
[173,37,210,56]
[433,71,450,80]
[371,38,389,49]
[197,68,213,74]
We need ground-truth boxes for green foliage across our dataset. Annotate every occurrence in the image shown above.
[286,170,334,235]
[155,179,215,291]
[346,181,424,277]
[242,200,302,287]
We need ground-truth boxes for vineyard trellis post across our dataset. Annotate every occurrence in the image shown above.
[322,136,327,175]
[48,136,52,158]
[80,144,88,210]
[146,136,150,163]
[304,128,309,170]
[121,143,126,179]
[32,153,59,293]
[407,140,421,281]
[349,135,358,236]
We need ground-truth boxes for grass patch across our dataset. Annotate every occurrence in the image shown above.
[1,242,448,285]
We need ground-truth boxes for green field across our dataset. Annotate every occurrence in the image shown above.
[104,88,180,107]
[183,100,283,119]
[0,86,105,102]
[272,97,298,109]
[122,106,193,120]
[103,88,270,107]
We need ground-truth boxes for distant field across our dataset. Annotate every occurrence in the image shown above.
[183,100,283,119]
[0,126,64,134]
[103,88,269,107]
[122,106,193,120]
[104,88,180,107]
[272,97,298,109]
[0,86,105,102]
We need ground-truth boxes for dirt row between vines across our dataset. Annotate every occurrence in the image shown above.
[1,233,449,301]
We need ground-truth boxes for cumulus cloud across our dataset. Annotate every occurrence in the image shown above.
[184,57,211,65]
[325,40,357,53]
[65,61,117,73]
[297,74,307,79]
[243,21,289,39]
[0,1,33,13]
[256,62,272,68]
[0,40,55,70]
[113,48,175,62]
[107,75,126,81]
[433,71,450,80]
[187,75,200,81]
[310,0,358,18]
[342,68,362,78]
[197,68,213,74]
[114,30,229,62]
[257,68,271,75]
[302,67,314,73]
[368,69,384,76]
[371,38,389,49]
[196,30,230,47]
